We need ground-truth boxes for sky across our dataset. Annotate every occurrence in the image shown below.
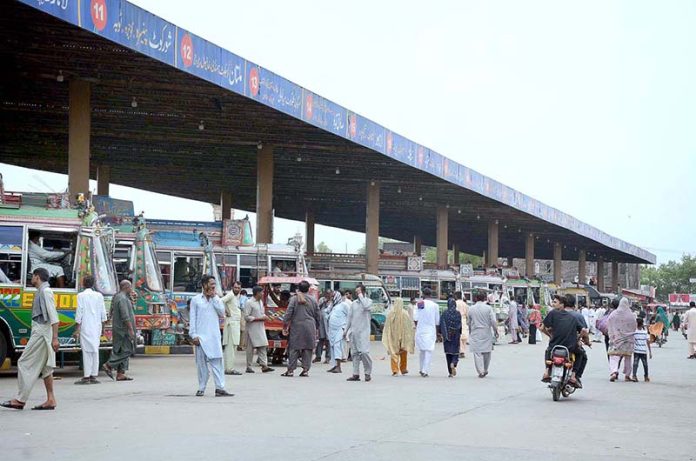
[4,0,696,264]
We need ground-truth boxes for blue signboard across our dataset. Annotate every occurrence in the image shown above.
[302,92,346,138]
[347,113,385,154]
[17,0,656,263]
[77,0,176,66]
[247,65,303,119]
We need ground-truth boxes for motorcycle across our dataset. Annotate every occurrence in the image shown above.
[546,345,577,401]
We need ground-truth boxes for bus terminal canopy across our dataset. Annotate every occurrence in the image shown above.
[0,0,655,265]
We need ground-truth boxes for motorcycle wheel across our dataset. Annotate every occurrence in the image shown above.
[552,385,561,401]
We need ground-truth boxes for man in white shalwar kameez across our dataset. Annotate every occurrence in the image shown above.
[189,275,233,397]
[414,288,440,377]
[1,268,60,411]
[74,275,107,384]
[594,305,606,342]
[345,286,373,382]
[685,302,696,359]
[221,281,243,375]
[326,291,349,373]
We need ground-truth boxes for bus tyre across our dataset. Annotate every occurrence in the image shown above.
[0,329,7,367]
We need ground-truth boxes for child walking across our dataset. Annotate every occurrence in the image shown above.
[631,318,652,382]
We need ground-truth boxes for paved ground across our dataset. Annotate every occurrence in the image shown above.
[1,333,694,461]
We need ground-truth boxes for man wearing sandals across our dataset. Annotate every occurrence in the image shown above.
[103,280,136,382]
[1,268,60,411]
[74,275,107,385]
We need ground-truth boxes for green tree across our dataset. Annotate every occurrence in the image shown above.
[316,241,332,253]
[640,255,696,301]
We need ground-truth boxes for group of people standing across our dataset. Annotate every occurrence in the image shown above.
[1,270,137,411]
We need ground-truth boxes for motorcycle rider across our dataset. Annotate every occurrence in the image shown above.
[540,294,588,387]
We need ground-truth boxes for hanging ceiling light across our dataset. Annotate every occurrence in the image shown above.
[418,195,423,201]
[397,186,402,194]
[56,70,64,82]
[198,120,205,131]
[335,167,340,175]
[131,97,138,108]
[457,209,461,214]
[296,155,302,162]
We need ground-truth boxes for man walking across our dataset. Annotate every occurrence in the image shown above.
[345,285,373,382]
[414,288,440,377]
[1,268,60,410]
[282,280,320,377]
[455,291,468,358]
[221,281,243,375]
[74,275,107,385]
[244,286,274,373]
[685,301,696,359]
[468,291,499,378]
[190,275,233,397]
[103,280,136,381]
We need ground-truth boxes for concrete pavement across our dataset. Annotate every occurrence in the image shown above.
[1,333,694,461]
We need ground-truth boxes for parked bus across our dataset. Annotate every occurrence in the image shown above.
[0,192,119,365]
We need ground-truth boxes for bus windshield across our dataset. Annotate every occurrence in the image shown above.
[143,239,164,292]
[92,234,118,295]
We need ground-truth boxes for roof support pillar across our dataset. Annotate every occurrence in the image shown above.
[68,79,91,201]
[578,250,587,285]
[487,221,499,267]
[305,210,315,256]
[553,243,562,285]
[453,244,460,266]
[256,144,274,244]
[597,257,605,292]
[96,164,110,196]
[436,206,448,269]
[525,233,535,277]
[611,261,620,293]
[365,181,380,275]
[220,191,232,220]
[414,235,422,256]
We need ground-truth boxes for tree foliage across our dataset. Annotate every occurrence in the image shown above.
[641,255,696,301]
[316,241,332,253]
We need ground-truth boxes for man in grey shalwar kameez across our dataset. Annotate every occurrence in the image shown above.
[190,275,233,397]
[282,280,320,377]
[346,285,374,382]
[468,291,499,378]
[2,268,59,411]
[103,280,136,381]
[313,290,333,363]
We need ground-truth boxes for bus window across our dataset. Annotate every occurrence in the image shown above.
[27,228,76,288]
[0,225,23,284]
[114,243,133,282]
[216,253,237,292]
[238,268,257,289]
[157,251,172,291]
[440,281,456,300]
[173,254,203,292]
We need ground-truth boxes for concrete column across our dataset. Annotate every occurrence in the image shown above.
[68,80,91,200]
[453,244,460,266]
[220,191,232,220]
[256,144,274,243]
[597,257,605,292]
[611,261,620,293]
[365,181,380,274]
[578,250,587,285]
[414,235,422,256]
[553,242,562,285]
[305,211,315,256]
[525,233,535,277]
[487,221,499,267]
[436,206,448,269]
[96,165,110,196]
